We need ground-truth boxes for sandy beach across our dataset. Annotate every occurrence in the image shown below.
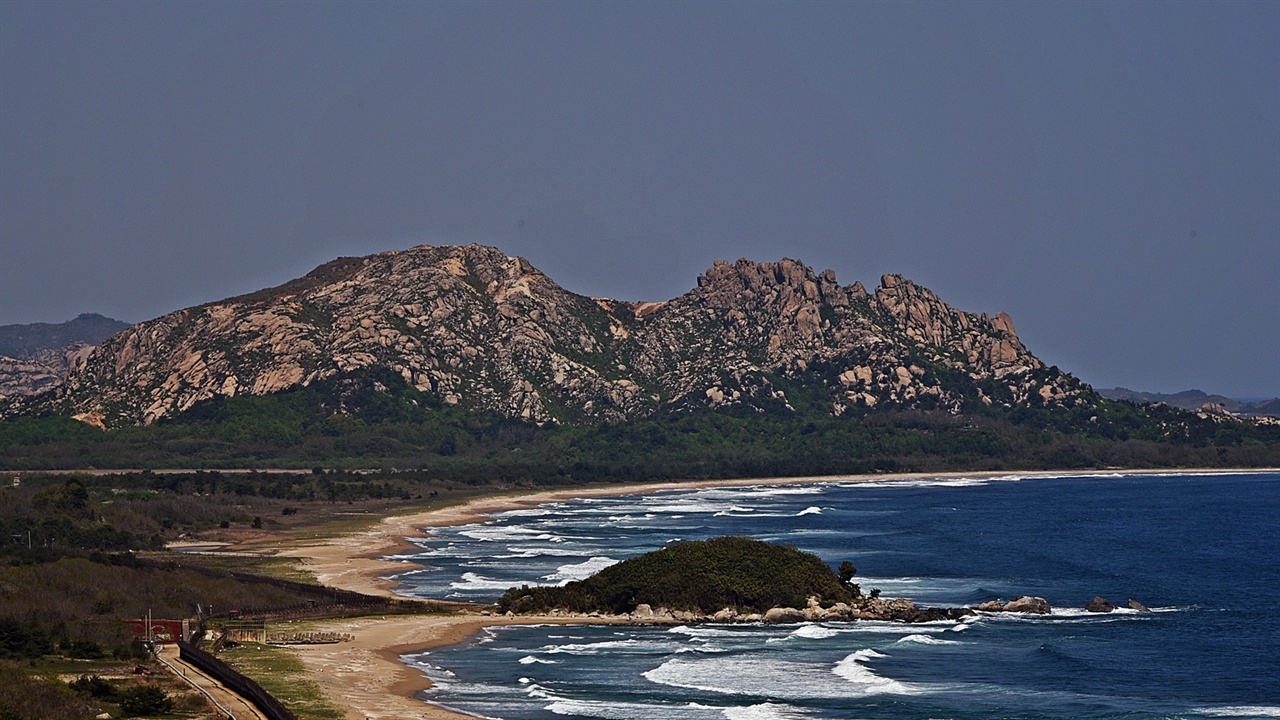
[284,467,1270,719]
[289,613,640,720]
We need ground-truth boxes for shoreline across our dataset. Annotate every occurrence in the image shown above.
[283,467,1275,720]
[288,613,644,720]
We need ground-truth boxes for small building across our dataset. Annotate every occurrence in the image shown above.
[123,618,187,644]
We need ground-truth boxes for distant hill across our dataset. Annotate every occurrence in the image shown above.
[1096,387,1280,417]
[0,313,131,359]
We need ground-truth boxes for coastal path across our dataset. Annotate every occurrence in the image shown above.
[156,644,270,720]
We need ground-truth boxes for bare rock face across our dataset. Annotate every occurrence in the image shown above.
[762,607,806,624]
[976,596,1053,614]
[0,355,64,397]
[0,343,96,397]
[13,244,1094,428]
[1086,596,1117,613]
[1002,596,1052,614]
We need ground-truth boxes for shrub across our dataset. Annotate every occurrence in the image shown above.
[118,684,173,716]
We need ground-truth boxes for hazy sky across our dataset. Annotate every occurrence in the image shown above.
[2,1,1276,397]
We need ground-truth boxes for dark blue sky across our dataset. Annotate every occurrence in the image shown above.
[2,1,1276,397]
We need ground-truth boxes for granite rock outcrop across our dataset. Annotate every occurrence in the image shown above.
[8,244,1093,428]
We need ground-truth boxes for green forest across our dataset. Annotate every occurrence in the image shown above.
[498,536,856,615]
[3,368,1278,477]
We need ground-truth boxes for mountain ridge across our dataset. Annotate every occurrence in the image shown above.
[8,244,1089,428]
[1096,387,1280,417]
[0,313,132,397]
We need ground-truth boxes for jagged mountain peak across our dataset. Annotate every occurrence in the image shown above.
[6,244,1090,428]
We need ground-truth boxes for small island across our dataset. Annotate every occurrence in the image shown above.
[498,536,986,624]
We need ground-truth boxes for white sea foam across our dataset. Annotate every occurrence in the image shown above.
[766,623,838,643]
[497,507,559,518]
[668,625,749,639]
[791,624,838,639]
[543,638,676,655]
[722,702,811,719]
[449,572,520,591]
[502,544,598,557]
[525,682,555,699]
[380,553,424,561]
[644,655,922,700]
[831,650,916,695]
[896,634,960,645]
[646,501,733,514]
[746,485,826,496]
[457,525,564,543]
[542,556,619,584]
[1198,706,1280,718]
[796,506,823,516]
[518,655,557,664]
[546,699,727,719]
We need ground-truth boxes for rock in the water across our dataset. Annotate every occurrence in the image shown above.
[1127,598,1151,612]
[975,600,1006,612]
[1086,596,1116,613]
[763,607,806,624]
[1002,596,1052,614]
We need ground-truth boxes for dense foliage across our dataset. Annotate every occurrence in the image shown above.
[2,368,1276,475]
[498,536,855,615]
[0,475,442,664]
[0,663,98,720]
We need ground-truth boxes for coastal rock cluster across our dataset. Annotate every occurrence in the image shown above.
[6,244,1094,428]
[517,594,1152,625]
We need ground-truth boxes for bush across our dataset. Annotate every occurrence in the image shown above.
[69,675,117,700]
[499,536,854,615]
[117,684,172,716]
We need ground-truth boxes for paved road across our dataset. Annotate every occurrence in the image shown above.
[156,644,270,720]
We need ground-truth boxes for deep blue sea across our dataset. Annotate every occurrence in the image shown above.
[389,472,1280,720]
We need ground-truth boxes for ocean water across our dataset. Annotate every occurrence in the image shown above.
[391,472,1280,720]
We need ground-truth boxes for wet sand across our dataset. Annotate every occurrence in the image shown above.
[289,613,632,720]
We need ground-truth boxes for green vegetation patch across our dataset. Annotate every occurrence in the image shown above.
[217,642,343,720]
[499,536,854,615]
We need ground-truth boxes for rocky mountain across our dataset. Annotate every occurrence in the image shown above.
[9,244,1094,429]
[0,313,130,397]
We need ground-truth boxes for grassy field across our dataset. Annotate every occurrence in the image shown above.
[215,641,344,720]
